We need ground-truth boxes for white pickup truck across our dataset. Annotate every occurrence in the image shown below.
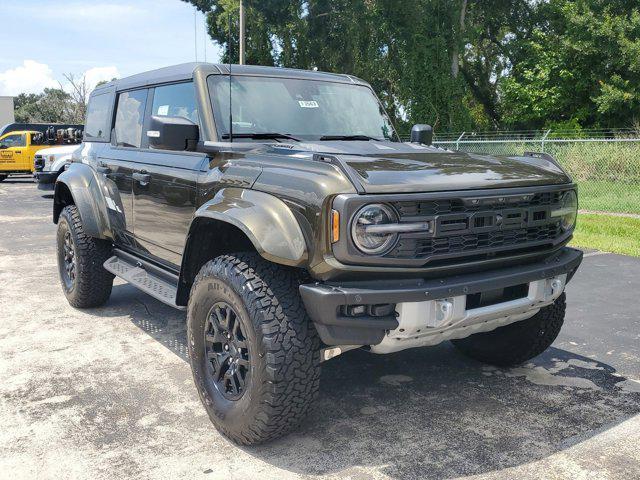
[33,144,81,190]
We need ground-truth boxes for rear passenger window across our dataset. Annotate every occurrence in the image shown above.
[114,89,148,148]
[151,82,199,124]
[84,93,112,142]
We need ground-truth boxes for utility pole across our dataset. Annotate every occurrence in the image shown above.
[239,0,245,65]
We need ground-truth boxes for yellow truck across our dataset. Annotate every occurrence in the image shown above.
[0,125,83,181]
[0,130,45,180]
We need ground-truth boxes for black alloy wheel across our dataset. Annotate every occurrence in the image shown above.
[204,301,250,401]
[61,230,76,289]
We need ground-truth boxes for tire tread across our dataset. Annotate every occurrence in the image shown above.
[188,253,320,445]
[58,205,113,308]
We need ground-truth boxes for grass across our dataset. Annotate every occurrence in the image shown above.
[571,213,640,257]
[578,180,640,214]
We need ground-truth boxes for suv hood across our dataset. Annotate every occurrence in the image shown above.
[264,140,572,193]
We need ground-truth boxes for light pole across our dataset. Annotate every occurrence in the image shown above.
[239,0,245,65]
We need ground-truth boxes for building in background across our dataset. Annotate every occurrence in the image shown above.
[0,96,15,127]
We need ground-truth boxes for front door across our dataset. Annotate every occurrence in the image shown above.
[131,82,205,267]
[0,133,27,172]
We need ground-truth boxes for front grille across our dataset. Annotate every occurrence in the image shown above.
[391,223,561,259]
[382,189,570,263]
[392,191,562,218]
[34,155,45,171]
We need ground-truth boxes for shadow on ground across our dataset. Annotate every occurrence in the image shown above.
[83,283,640,479]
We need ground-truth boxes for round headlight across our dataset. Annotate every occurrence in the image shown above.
[556,190,578,231]
[351,204,398,254]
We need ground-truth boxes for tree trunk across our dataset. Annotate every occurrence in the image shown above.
[451,0,468,78]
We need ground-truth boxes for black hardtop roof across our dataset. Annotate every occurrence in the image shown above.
[91,62,369,96]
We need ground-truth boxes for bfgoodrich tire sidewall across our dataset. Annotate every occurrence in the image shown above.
[187,273,266,433]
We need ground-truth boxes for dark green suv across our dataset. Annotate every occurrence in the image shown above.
[52,63,582,445]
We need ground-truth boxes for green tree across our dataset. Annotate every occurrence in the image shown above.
[14,89,71,123]
[183,0,640,131]
[13,72,96,124]
[500,0,640,129]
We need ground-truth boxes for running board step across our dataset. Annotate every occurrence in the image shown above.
[104,254,185,310]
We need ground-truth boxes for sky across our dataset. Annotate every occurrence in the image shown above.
[0,0,222,96]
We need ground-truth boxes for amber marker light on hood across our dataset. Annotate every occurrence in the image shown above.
[331,209,340,243]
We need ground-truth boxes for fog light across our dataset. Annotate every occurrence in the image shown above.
[369,304,395,317]
[345,305,366,316]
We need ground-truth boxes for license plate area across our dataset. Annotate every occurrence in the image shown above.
[465,283,529,310]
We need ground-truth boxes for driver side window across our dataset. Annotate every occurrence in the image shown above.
[151,82,199,125]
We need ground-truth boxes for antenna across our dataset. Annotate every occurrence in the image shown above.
[228,10,233,143]
[194,7,198,61]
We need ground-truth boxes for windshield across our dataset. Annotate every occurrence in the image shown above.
[208,75,398,142]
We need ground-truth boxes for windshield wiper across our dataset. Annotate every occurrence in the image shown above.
[221,132,300,142]
[319,135,378,141]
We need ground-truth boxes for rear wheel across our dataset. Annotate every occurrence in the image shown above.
[187,253,320,445]
[56,205,114,308]
[451,293,566,367]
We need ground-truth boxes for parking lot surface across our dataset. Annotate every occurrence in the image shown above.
[1,177,639,480]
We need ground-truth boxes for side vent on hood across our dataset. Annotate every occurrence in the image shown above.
[312,153,365,193]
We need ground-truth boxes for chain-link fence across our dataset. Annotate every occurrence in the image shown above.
[404,130,640,215]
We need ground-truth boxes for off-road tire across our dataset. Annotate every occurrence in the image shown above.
[187,253,321,445]
[451,293,566,367]
[56,205,114,308]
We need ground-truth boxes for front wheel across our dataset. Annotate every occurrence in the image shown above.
[451,293,566,367]
[187,253,320,445]
[56,205,114,308]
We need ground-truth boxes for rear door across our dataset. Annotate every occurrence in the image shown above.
[131,81,205,266]
[97,88,147,248]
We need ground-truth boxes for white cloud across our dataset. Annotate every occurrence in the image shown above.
[83,66,119,92]
[0,61,119,97]
[0,60,57,96]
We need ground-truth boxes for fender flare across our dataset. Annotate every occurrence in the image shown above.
[188,187,308,267]
[53,162,111,239]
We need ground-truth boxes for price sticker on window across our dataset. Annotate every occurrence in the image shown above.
[298,100,319,108]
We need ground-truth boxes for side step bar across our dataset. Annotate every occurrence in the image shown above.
[103,249,185,310]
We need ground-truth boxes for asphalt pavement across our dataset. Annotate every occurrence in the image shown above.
[1,177,639,480]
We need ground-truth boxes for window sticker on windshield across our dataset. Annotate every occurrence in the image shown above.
[298,100,319,108]
[157,105,169,116]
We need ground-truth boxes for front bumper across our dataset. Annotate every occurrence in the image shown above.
[299,247,583,346]
[34,170,59,190]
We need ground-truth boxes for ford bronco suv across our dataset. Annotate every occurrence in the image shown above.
[52,63,582,445]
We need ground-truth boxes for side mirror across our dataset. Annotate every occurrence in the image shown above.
[147,115,199,151]
[410,124,433,145]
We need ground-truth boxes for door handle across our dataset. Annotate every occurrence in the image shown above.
[15,150,21,153]
[133,172,151,184]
